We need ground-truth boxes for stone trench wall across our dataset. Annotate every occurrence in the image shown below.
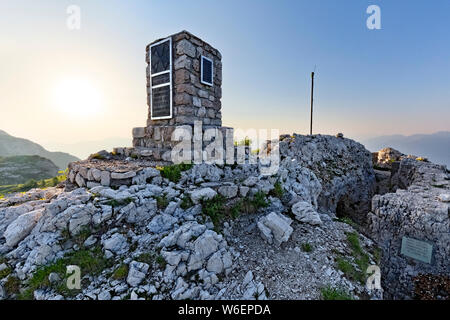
[279,134,376,226]
[367,159,450,299]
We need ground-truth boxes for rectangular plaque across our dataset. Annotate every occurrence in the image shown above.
[400,236,433,264]
[151,85,171,118]
[149,37,172,120]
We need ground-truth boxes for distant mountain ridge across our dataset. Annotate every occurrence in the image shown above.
[361,131,450,168]
[0,155,59,185]
[0,130,79,170]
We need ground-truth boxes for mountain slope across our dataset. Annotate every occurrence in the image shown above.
[0,155,59,185]
[0,130,79,169]
[361,131,450,168]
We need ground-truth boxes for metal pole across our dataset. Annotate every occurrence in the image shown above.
[310,71,314,135]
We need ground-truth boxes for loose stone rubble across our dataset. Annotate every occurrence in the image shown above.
[0,135,447,300]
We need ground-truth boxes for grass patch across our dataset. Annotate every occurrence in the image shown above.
[234,137,252,147]
[155,255,167,269]
[106,197,134,208]
[372,247,382,265]
[136,252,156,265]
[201,191,269,230]
[335,217,357,228]
[180,196,194,210]
[269,181,284,199]
[158,163,193,183]
[90,152,106,160]
[336,257,357,278]
[135,251,166,270]
[111,264,128,280]
[301,243,313,253]
[250,191,270,209]
[335,232,370,284]
[0,266,12,279]
[156,193,169,210]
[19,246,111,299]
[230,200,243,219]
[201,195,227,228]
[320,285,353,300]
[4,276,21,295]
[72,226,92,246]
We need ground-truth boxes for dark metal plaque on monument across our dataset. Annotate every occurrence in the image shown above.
[152,86,171,118]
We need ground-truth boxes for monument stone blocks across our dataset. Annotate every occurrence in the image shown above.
[133,30,228,161]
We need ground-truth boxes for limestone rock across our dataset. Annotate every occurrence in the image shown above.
[218,185,238,198]
[291,201,322,225]
[127,261,149,287]
[147,213,177,233]
[102,233,129,255]
[257,212,293,246]
[190,187,217,204]
[4,209,44,247]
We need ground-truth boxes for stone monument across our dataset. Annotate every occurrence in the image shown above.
[131,30,229,161]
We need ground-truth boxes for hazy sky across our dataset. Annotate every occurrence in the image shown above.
[1,0,449,158]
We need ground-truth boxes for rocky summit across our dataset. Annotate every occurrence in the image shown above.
[0,134,448,300]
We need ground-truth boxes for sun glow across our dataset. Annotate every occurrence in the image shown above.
[52,78,103,116]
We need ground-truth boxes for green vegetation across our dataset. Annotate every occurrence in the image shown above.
[335,232,370,284]
[70,226,92,246]
[320,285,353,300]
[248,191,270,210]
[136,252,156,265]
[90,152,106,160]
[372,247,382,265]
[111,264,128,280]
[4,276,21,295]
[234,137,252,147]
[156,193,169,209]
[201,191,269,230]
[158,163,193,183]
[135,251,166,270]
[269,181,284,199]
[19,246,111,299]
[301,243,313,253]
[335,217,357,228]
[336,256,357,278]
[0,267,11,280]
[230,200,243,219]
[0,169,68,198]
[155,255,167,269]
[180,195,194,210]
[0,266,12,279]
[201,195,227,228]
[106,197,134,208]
